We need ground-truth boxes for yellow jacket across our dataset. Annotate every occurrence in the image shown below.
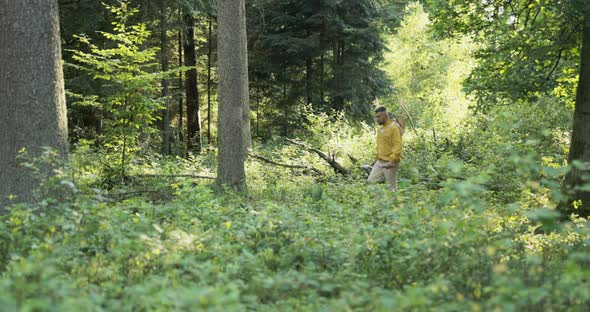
[376,119,402,162]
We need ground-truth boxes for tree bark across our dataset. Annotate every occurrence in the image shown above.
[207,17,213,145]
[242,60,252,150]
[256,88,261,135]
[183,13,201,153]
[160,0,171,155]
[561,4,590,218]
[282,71,289,137]
[178,28,184,152]
[0,0,68,205]
[320,53,325,108]
[306,57,313,106]
[217,0,249,190]
[332,40,344,112]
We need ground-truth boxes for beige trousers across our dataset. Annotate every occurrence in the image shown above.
[367,160,399,192]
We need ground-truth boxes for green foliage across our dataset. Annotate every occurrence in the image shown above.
[448,96,572,203]
[380,2,475,133]
[425,0,583,108]
[247,0,406,136]
[4,1,588,310]
[2,97,588,310]
[68,1,165,179]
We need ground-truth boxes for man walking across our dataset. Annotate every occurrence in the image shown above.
[368,106,402,191]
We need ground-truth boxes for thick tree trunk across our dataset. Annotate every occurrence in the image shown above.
[0,0,68,205]
[561,5,590,218]
[160,0,171,155]
[217,0,249,190]
[183,13,201,153]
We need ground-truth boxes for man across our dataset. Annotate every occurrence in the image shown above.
[367,106,402,191]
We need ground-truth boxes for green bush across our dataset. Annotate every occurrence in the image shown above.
[1,101,588,311]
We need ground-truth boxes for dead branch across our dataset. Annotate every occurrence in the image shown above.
[128,174,215,180]
[286,138,350,176]
[248,154,323,175]
[347,154,359,164]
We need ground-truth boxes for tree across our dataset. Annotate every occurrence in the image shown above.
[246,0,404,136]
[177,24,185,151]
[426,0,580,107]
[216,0,249,190]
[183,12,202,153]
[59,0,125,143]
[69,1,163,180]
[381,2,474,132]
[207,17,214,145]
[0,0,68,204]
[426,0,590,216]
[160,0,172,155]
[563,2,590,218]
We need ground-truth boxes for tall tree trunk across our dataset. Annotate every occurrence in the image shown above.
[561,4,590,218]
[142,0,149,22]
[283,76,288,137]
[178,28,184,152]
[319,30,325,110]
[217,0,249,190]
[242,66,252,151]
[320,53,325,108]
[306,57,313,106]
[160,0,171,155]
[0,0,68,205]
[183,13,201,153]
[207,17,213,145]
[332,40,344,112]
[256,88,261,135]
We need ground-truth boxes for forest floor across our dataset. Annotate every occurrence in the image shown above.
[1,129,589,310]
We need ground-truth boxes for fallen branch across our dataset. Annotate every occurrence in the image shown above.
[96,189,174,202]
[248,154,323,175]
[128,174,215,180]
[286,138,350,176]
[347,154,359,164]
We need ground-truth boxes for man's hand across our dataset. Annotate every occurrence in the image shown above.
[381,161,399,169]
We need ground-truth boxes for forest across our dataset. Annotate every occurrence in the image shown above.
[0,0,589,310]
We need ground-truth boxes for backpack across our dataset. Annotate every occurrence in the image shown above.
[395,115,406,135]
[386,111,406,135]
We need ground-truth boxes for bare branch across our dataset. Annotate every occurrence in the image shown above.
[248,154,324,175]
[285,138,350,176]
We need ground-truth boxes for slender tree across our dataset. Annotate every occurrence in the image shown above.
[0,0,68,205]
[183,12,202,153]
[160,0,171,155]
[178,28,185,152]
[216,0,249,190]
[207,17,213,145]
